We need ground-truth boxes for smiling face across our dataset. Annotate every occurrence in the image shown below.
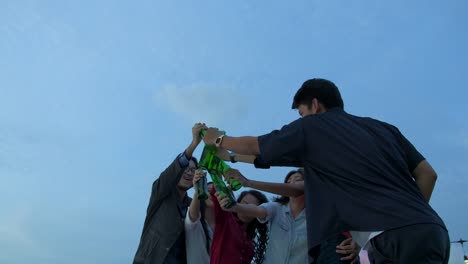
[177,160,197,191]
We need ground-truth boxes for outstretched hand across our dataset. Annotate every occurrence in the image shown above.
[214,191,236,212]
[192,169,206,185]
[224,168,249,187]
[202,127,223,145]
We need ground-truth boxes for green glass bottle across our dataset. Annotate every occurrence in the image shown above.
[196,170,209,200]
[199,130,243,191]
[210,172,236,209]
[199,145,237,208]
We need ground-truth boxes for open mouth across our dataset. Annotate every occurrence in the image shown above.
[183,175,193,181]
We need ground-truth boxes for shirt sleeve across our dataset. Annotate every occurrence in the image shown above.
[178,152,190,167]
[257,202,280,224]
[399,133,425,172]
[253,156,271,169]
[258,118,305,167]
[185,211,202,231]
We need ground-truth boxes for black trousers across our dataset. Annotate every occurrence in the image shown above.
[367,224,450,264]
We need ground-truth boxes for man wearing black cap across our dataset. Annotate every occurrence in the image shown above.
[202,78,450,264]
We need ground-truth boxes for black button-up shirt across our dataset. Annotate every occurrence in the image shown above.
[257,108,446,251]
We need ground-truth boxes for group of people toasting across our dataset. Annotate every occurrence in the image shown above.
[133,78,449,264]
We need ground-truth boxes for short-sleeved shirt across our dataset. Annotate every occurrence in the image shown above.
[258,202,308,264]
[184,212,213,264]
[257,108,446,251]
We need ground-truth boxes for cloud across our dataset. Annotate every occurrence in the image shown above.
[155,84,249,127]
[0,207,33,246]
[0,206,56,263]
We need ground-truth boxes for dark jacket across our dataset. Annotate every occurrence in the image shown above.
[133,156,192,264]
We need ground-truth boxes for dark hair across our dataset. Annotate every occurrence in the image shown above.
[237,190,269,264]
[291,78,344,110]
[189,157,199,168]
[199,201,211,254]
[274,168,305,205]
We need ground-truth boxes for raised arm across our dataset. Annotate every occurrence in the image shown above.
[215,192,268,219]
[215,148,256,164]
[187,170,205,222]
[224,169,304,197]
[203,119,305,167]
[148,123,207,210]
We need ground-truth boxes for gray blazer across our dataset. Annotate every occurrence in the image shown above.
[133,155,192,264]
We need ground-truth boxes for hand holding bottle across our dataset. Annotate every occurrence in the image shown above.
[215,191,236,212]
[193,170,203,188]
[192,123,208,145]
[224,168,249,187]
[194,169,209,200]
[202,127,223,146]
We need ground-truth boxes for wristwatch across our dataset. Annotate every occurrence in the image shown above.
[215,135,225,148]
[229,152,237,163]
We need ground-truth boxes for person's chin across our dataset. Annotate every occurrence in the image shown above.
[178,185,191,191]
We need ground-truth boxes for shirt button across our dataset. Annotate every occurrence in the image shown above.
[165,247,170,251]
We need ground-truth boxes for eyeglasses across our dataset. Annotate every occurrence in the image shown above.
[185,168,197,174]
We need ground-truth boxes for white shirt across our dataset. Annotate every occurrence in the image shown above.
[350,231,383,249]
[184,212,213,264]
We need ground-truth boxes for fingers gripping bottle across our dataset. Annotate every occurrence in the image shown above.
[199,130,242,191]
[195,170,209,200]
[199,144,237,208]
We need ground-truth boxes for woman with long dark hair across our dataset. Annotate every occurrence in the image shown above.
[211,189,269,264]
[223,168,361,264]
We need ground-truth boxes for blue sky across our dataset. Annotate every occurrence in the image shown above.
[0,0,467,263]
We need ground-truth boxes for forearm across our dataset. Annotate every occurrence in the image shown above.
[232,154,256,164]
[221,136,260,156]
[184,140,200,159]
[188,195,201,222]
[216,148,256,164]
[231,203,267,219]
[245,180,304,197]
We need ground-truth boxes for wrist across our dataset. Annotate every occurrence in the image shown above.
[244,179,252,188]
[190,140,200,147]
[215,134,225,148]
[229,152,237,163]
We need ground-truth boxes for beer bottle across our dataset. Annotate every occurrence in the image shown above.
[199,130,242,191]
[195,170,209,200]
[210,172,236,209]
